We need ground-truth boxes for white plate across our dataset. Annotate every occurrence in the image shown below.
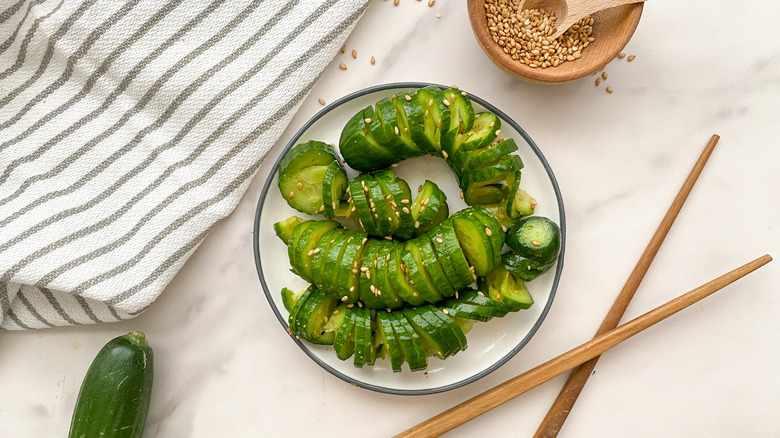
[253,83,565,395]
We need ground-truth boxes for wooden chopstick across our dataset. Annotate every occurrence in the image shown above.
[395,254,772,438]
[534,134,721,437]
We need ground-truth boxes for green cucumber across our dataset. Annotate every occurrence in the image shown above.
[340,106,398,172]
[358,240,387,309]
[281,287,306,312]
[417,237,456,298]
[401,240,444,304]
[411,180,449,237]
[377,310,404,372]
[374,169,415,240]
[403,90,439,154]
[387,242,427,306]
[274,216,304,245]
[501,252,556,282]
[506,216,561,264]
[451,211,495,276]
[291,286,340,344]
[440,88,475,157]
[322,161,348,218]
[478,266,534,310]
[428,220,476,291]
[69,332,153,438]
[334,306,357,360]
[374,97,421,159]
[387,311,427,371]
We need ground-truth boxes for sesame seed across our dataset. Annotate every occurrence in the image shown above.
[342,296,349,301]
[414,220,420,228]
[351,49,357,58]
[442,98,450,106]
[606,86,614,94]
[405,94,412,101]
[358,301,363,307]
[364,117,371,124]
[532,240,541,246]
[347,303,354,308]
[442,150,448,159]
[628,55,636,61]
[402,207,410,214]
[323,316,329,323]
[332,309,340,315]
[413,291,420,297]
[370,56,376,64]
[297,182,303,190]
[312,248,321,254]
[339,63,347,70]
[349,286,355,292]
[428,0,435,6]
[318,98,326,105]
[485,227,493,236]
[442,308,449,314]
[595,78,601,86]
[618,52,626,58]
[601,72,608,80]
[435,237,444,244]
[340,45,346,54]
[459,191,464,199]
[288,191,295,199]
[401,199,410,204]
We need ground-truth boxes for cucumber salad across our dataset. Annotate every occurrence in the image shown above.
[273,85,561,372]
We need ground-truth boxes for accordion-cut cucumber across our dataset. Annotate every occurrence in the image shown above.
[278,141,340,215]
[479,266,534,310]
[340,106,398,172]
[411,180,449,237]
[69,332,153,438]
[322,161,348,218]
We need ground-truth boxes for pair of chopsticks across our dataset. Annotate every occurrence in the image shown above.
[396,134,772,438]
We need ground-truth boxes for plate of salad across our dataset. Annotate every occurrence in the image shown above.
[253,82,565,395]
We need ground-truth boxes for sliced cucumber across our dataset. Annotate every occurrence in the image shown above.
[387,242,427,306]
[387,311,427,371]
[451,211,495,276]
[340,106,398,172]
[401,240,445,304]
[374,169,415,240]
[359,239,387,309]
[334,306,357,360]
[291,286,340,345]
[478,266,534,310]
[417,237,456,298]
[501,253,556,282]
[506,216,561,264]
[411,180,449,237]
[440,88,475,157]
[376,310,404,372]
[374,97,421,159]
[348,179,379,235]
[428,220,475,291]
[321,161,348,218]
[274,216,304,245]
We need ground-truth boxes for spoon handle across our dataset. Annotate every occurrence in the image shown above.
[553,0,646,39]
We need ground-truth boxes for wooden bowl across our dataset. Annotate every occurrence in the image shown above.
[467,0,643,83]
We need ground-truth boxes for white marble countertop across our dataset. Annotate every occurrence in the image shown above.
[1,1,779,436]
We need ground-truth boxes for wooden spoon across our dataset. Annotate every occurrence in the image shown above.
[518,0,648,40]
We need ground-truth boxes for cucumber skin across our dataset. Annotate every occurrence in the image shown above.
[69,332,154,438]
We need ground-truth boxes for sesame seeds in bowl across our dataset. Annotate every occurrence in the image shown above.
[467,0,643,83]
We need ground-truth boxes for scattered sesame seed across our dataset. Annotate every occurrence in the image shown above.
[428,0,435,6]
[405,94,412,101]
[414,220,420,228]
[485,227,493,236]
[532,240,541,246]
[358,301,363,307]
[606,86,614,94]
[370,56,376,64]
[602,72,608,80]
[340,45,346,53]
[296,182,303,190]
[339,63,347,70]
[394,0,399,5]
[442,308,449,314]
[401,199,410,204]
[595,78,601,86]
[364,117,371,124]
[318,98,326,105]
[442,150,448,159]
[459,191,464,199]
[342,296,348,301]
[288,191,295,199]
[351,49,357,58]
[402,206,410,214]
[442,98,450,106]
[435,237,443,243]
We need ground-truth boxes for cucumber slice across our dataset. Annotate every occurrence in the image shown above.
[373,241,405,309]
[387,311,427,371]
[401,240,444,304]
[416,237,456,298]
[274,216,304,245]
[348,179,379,236]
[340,106,399,172]
[452,211,495,276]
[287,286,316,336]
[403,90,439,154]
[322,161,348,218]
[461,154,523,189]
[506,216,561,264]
[439,301,494,322]
[293,220,340,281]
[411,180,449,237]
[279,140,339,174]
[387,242,427,306]
[456,288,513,316]
[374,97,421,159]
[334,306,357,360]
[310,228,346,291]
[291,286,340,345]
[501,253,556,282]
[353,306,370,367]
[281,287,306,313]
[404,306,454,358]
[335,233,367,302]
[279,165,328,215]
[320,232,351,298]
[469,206,506,266]
[376,311,404,372]
[463,183,506,206]
[374,169,415,240]
[478,266,534,310]
[287,220,317,278]
[426,307,468,353]
[358,240,386,309]
[440,88,475,157]
[428,220,476,291]
[416,85,451,153]
[361,174,393,236]
[506,177,538,219]
[466,138,519,171]
[449,112,502,173]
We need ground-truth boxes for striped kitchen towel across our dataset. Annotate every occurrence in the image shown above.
[0,0,370,329]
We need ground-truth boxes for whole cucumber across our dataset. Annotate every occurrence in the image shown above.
[69,331,154,438]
